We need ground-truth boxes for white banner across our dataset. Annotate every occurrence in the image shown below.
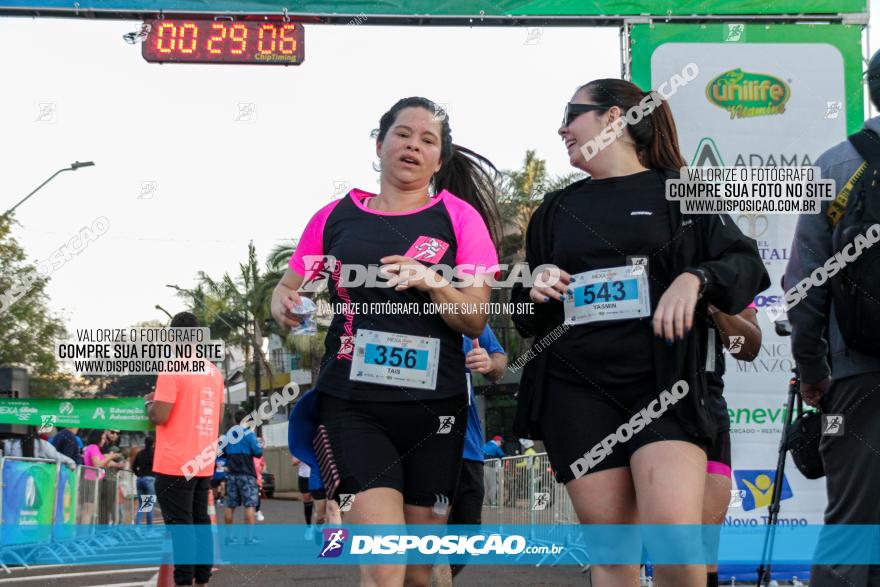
[650,41,850,527]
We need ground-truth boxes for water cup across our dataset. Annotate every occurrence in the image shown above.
[289,297,317,335]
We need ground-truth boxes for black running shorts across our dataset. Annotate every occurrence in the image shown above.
[540,372,706,483]
[316,392,468,507]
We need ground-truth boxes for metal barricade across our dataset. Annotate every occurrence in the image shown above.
[96,468,119,525]
[76,465,101,526]
[484,452,590,569]
[116,469,139,526]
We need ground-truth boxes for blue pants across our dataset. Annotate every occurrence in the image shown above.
[135,476,156,525]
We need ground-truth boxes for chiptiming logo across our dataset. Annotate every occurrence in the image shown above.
[706,69,790,119]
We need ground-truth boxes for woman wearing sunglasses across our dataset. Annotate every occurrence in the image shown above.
[272,97,500,587]
[511,79,769,586]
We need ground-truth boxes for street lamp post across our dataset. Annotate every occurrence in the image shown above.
[155,304,173,320]
[1,161,96,220]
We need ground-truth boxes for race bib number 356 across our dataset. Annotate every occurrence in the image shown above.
[563,265,651,326]
[350,329,439,390]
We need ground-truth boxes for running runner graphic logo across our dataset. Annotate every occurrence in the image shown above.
[339,335,355,356]
[338,494,355,512]
[404,236,450,262]
[138,494,156,513]
[319,528,349,558]
[436,416,455,434]
[821,414,844,436]
[727,336,745,354]
[533,492,550,510]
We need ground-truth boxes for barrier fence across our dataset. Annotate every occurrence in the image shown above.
[484,453,591,570]
[0,456,147,573]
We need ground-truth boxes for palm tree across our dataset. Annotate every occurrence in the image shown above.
[263,241,329,384]
[490,151,585,358]
[496,150,585,265]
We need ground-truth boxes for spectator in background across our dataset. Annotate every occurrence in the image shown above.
[212,455,227,505]
[482,435,505,459]
[21,427,76,469]
[51,427,83,465]
[81,429,124,525]
[101,429,120,450]
[133,436,156,525]
[253,449,266,522]
[83,429,125,472]
[222,409,263,545]
[146,311,225,587]
[439,326,507,583]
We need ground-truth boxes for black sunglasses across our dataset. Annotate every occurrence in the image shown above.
[562,103,614,127]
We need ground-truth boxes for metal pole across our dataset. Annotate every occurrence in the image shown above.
[1,162,95,220]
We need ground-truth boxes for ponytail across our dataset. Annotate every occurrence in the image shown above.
[580,79,687,172]
[643,97,686,171]
[433,144,502,247]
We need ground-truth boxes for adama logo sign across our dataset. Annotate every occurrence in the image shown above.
[706,69,790,119]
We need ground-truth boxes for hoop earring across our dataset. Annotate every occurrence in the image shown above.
[372,160,382,172]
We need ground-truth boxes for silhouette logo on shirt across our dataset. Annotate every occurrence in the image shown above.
[404,236,450,262]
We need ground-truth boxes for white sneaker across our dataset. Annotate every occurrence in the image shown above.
[256,511,265,522]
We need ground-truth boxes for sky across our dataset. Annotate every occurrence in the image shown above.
[0,4,877,335]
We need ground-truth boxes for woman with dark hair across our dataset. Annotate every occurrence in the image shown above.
[272,97,500,587]
[510,79,769,586]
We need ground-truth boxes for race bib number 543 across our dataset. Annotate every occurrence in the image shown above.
[563,265,651,326]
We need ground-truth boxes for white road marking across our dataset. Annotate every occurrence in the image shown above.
[0,567,158,583]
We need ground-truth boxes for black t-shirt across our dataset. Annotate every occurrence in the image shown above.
[290,189,499,402]
[544,170,674,388]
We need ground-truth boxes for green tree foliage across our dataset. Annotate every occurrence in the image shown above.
[0,216,68,396]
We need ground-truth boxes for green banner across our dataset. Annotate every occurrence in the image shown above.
[630,23,865,135]
[0,398,153,431]
[0,0,867,18]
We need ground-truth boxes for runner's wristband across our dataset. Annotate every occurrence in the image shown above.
[683,267,709,297]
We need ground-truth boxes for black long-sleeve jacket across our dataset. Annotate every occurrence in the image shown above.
[510,171,770,445]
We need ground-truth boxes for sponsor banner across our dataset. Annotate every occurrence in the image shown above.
[0,398,152,431]
[1,459,58,546]
[53,465,78,541]
[5,524,880,565]
[630,22,864,581]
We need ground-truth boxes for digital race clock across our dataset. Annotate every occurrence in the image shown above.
[141,19,304,65]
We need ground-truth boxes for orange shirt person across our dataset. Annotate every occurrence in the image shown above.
[145,311,224,587]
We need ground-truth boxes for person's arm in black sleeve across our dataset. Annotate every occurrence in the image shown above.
[133,451,145,477]
[693,214,771,314]
[782,152,838,405]
[511,199,555,338]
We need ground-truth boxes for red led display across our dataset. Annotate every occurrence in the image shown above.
[142,19,304,65]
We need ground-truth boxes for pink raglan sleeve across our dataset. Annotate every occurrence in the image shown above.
[445,195,500,277]
[288,201,340,279]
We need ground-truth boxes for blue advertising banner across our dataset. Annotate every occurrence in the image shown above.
[1,460,58,546]
[52,465,78,541]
